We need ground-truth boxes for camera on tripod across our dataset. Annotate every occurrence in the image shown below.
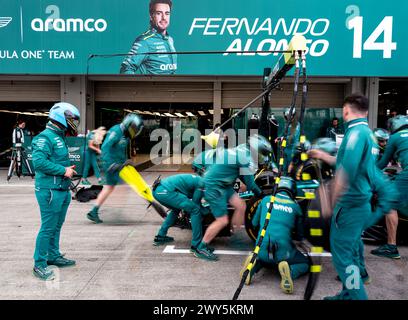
[7,124,34,182]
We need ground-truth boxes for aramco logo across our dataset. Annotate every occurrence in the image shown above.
[31,17,108,32]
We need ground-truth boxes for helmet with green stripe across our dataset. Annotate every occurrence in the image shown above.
[312,138,338,156]
[277,176,297,199]
[248,134,272,164]
[373,128,390,142]
[387,115,408,134]
[121,113,144,139]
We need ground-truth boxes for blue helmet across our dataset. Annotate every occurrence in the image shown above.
[312,137,338,156]
[121,113,144,139]
[277,176,297,199]
[373,128,390,142]
[387,115,408,134]
[49,102,80,135]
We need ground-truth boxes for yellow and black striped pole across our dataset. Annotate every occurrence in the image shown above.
[294,51,323,300]
[233,52,302,300]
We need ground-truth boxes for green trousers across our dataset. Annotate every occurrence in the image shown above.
[330,203,371,300]
[394,172,408,217]
[153,185,202,248]
[257,241,309,279]
[34,188,71,268]
[82,150,101,179]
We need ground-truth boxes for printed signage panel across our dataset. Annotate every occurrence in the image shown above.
[0,0,407,76]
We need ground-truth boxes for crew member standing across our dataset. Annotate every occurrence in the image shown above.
[309,94,387,300]
[12,119,28,147]
[32,102,80,280]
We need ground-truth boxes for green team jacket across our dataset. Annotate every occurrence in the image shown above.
[336,118,380,207]
[101,124,129,169]
[252,192,303,251]
[203,144,262,196]
[160,174,204,204]
[377,129,408,174]
[192,149,217,174]
[120,28,177,75]
[85,131,97,154]
[32,122,71,190]
[86,131,94,148]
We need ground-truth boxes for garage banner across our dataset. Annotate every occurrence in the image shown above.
[0,0,407,76]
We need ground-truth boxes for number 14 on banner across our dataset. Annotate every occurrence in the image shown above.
[348,16,397,59]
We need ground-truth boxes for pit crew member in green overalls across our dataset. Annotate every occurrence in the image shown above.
[87,114,143,224]
[371,116,408,259]
[192,135,270,261]
[241,177,309,294]
[152,174,204,250]
[32,102,80,280]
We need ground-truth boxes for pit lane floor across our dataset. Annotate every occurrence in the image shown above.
[0,170,407,300]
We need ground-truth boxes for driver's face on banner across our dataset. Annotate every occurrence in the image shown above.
[151,3,171,32]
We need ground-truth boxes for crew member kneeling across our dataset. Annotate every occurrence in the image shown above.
[241,177,309,294]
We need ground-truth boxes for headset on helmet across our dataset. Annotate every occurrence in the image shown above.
[312,137,338,156]
[277,176,297,199]
[121,113,144,139]
[387,115,408,134]
[373,128,390,142]
[48,102,80,136]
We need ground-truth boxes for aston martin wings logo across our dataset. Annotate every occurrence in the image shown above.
[69,147,80,152]
[0,17,12,28]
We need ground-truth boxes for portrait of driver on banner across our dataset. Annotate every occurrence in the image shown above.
[120,0,177,75]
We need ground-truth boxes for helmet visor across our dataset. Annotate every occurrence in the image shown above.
[128,122,143,139]
[66,116,80,136]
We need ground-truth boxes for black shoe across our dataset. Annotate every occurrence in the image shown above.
[323,291,351,300]
[193,245,219,261]
[153,235,174,246]
[47,256,76,268]
[371,244,401,259]
[33,266,55,280]
[191,245,215,253]
[87,209,103,224]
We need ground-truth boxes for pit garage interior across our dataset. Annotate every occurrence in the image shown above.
[1,75,407,171]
